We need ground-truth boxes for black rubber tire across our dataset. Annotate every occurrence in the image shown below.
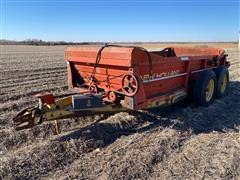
[193,70,217,106]
[215,66,229,98]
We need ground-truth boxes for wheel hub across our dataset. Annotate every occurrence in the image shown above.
[220,74,227,93]
[205,79,214,102]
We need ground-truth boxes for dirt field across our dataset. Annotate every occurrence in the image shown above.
[0,44,239,179]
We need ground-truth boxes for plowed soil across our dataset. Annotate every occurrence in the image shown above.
[0,44,239,179]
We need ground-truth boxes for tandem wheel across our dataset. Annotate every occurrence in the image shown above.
[214,66,229,98]
[193,70,217,106]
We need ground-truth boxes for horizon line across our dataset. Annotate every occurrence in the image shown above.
[0,39,238,43]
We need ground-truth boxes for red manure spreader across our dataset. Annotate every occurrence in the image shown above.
[13,45,230,132]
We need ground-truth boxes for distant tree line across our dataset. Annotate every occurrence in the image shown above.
[0,39,105,46]
[0,39,237,46]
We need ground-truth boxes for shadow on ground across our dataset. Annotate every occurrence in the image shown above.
[56,81,240,148]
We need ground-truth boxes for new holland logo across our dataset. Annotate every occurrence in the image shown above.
[141,70,180,81]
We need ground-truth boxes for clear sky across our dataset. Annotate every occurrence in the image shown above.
[1,0,239,42]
